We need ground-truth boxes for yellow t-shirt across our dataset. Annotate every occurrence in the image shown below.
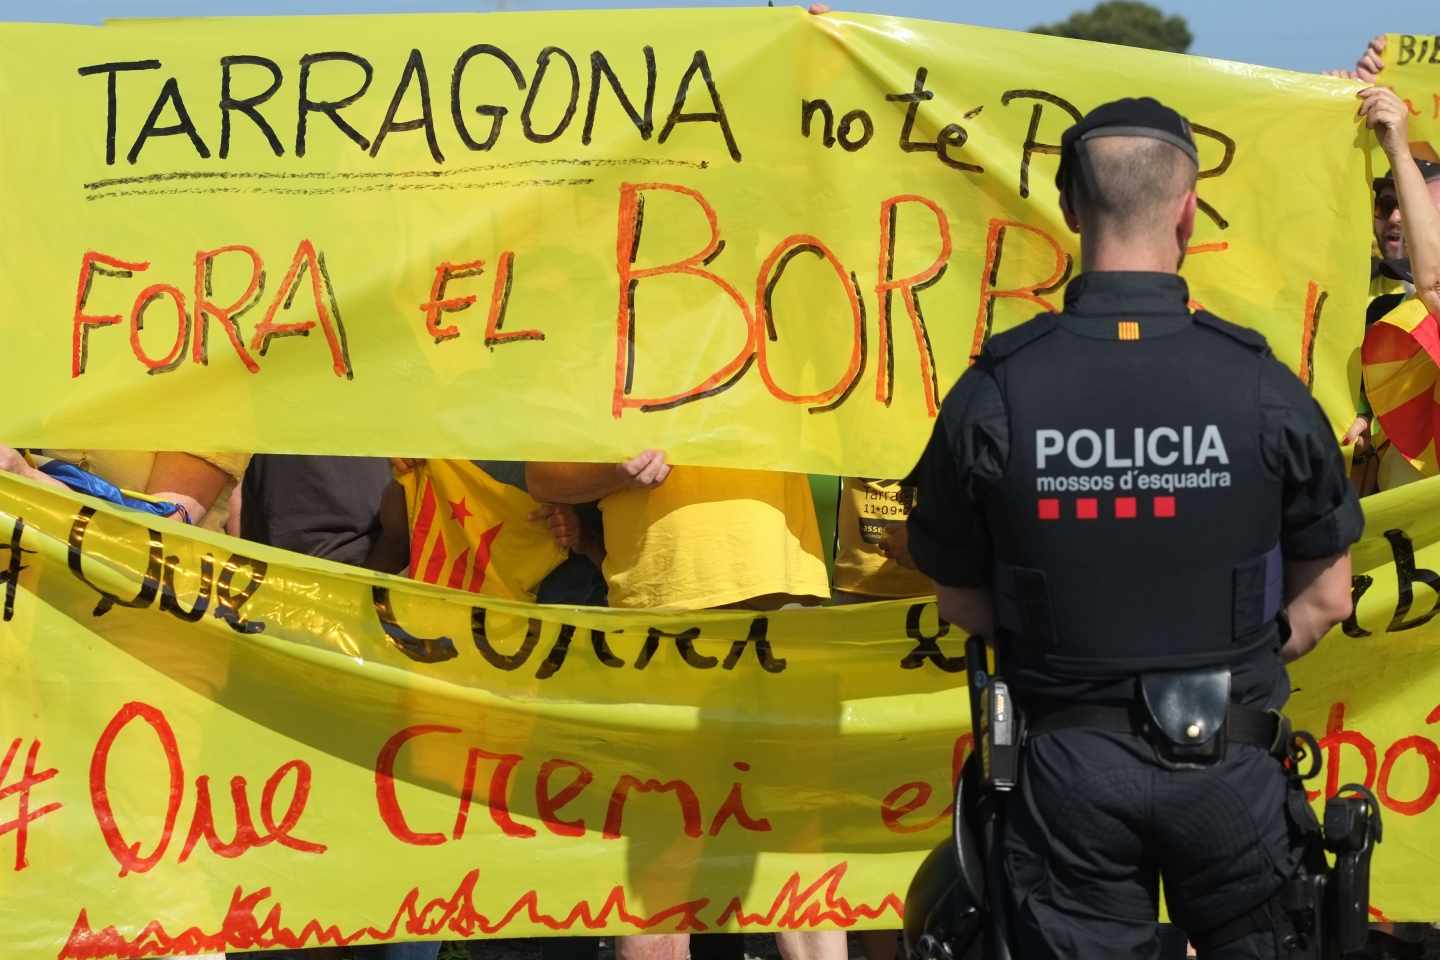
[36,449,249,531]
[832,477,934,599]
[396,459,565,602]
[1370,271,1409,300]
[599,466,829,610]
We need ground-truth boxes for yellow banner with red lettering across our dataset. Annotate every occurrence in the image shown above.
[0,8,1370,476]
[1383,33,1440,161]
[0,10,1416,957]
[3,465,1440,958]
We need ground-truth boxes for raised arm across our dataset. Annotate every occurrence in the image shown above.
[1360,86,1440,318]
[1354,35,1386,83]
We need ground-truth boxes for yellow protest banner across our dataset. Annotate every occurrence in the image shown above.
[0,9,1369,477]
[0,472,962,958]
[3,466,1440,958]
[1383,33,1440,161]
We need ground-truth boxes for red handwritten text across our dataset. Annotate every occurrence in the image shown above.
[60,861,899,958]
[0,738,62,871]
[375,725,769,846]
[89,701,325,877]
[72,241,353,380]
[1307,701,1440,817]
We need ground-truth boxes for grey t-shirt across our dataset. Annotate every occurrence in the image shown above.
[240,455,391,566]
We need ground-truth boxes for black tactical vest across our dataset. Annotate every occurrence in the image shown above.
[981,309,1283,676]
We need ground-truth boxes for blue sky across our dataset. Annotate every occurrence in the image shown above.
[9,0,1433,75]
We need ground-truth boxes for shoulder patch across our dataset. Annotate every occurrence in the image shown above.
[1192,311,1271,354]
[978,313,1060,362]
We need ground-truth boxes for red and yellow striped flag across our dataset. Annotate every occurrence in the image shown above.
[395,460,567,602]
[1363,296,1440,477]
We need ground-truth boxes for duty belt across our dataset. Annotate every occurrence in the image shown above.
[1027,701,1292,756]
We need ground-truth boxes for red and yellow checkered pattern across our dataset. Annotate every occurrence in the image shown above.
[1363,297,1440,478]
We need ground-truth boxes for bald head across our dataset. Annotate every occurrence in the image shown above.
[1065,136,1198,243]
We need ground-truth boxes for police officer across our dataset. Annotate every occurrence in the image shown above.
[906,97,1364,958]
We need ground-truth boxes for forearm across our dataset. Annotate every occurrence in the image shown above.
[1391,156,1440,315]
[1281,552,1353,662]
[8,459,68,491]
[0,447,67,490]
[1282,605,1330,662]
[145,453,230,526]
[16,460,65,492]
[935,584,995,640]
[525,462,630,504]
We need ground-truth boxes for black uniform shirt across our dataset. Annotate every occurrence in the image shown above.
[908,272,1364,708]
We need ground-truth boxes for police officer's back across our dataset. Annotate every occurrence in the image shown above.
[907,98,1363,959]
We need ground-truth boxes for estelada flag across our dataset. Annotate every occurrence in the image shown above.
[1363,296,1440,477]
[394,459,567,602]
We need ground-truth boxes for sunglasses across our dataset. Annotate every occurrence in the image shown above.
[1375,194,1400,218]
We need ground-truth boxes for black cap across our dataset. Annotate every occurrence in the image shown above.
[1056,96,1200,194]
[1374,158,1440,192]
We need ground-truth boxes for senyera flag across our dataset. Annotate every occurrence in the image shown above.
[1363,297,1440,474]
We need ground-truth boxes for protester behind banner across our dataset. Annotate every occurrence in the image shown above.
[440,462,609,960]
[527,451,835,960]
[827,474,931,960]
[468,460,608,608]
[1332,78,1440,493]
[527,454,829,612]
[371,459,606,960]
[0,447,246,530]
[832,478,930,602]
[376,460,571,601]
[233,458,436,960]
[1345,158,1440,494]
[1317,65,1440,955]
[0,448,247,960]
[240,455,392,566]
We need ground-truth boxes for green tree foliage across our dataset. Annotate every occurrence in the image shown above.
[1030,1,1193,54]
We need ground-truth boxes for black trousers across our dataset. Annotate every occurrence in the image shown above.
[1001,728,1309,959]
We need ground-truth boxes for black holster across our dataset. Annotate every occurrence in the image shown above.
[1323,783,1384,957]
[1198,767,1383,959]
